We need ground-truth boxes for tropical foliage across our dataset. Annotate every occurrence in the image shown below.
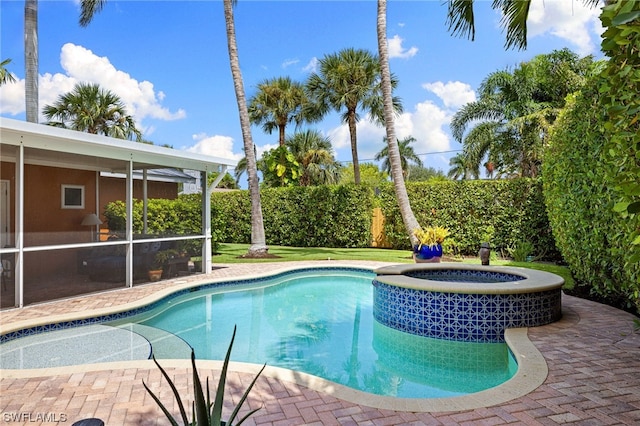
[374,136,423,180]
[248,77,316,147]
[42,82,142,141]
[375,0,599,246]
[260,145,299,187]
[306,48,402,185]
[447,153,479,180]
[449,49,595,178]
[287,130,340,186]
[338,163,388,187]
[0,58,16,86]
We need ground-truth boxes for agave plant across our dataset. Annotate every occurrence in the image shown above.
[143,325,265,426]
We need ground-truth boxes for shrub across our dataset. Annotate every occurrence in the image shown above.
[543,81,640,309]
[377,179,557,258]
[105,179,555,259]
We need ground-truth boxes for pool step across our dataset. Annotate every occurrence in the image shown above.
[116,323,192,360]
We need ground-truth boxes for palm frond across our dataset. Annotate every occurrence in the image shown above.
[446,0,476,41]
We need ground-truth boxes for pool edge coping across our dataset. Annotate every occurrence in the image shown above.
[0,263,549,413]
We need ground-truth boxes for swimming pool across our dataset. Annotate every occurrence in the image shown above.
[111,269,517,398]
[0,268,518,399]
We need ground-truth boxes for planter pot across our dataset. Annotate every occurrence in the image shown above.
[413,244,442,263]
[148,269,163,282]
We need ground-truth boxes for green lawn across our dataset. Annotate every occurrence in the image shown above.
[213,243,575,290]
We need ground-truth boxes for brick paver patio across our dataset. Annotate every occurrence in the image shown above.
[1,261,639,425]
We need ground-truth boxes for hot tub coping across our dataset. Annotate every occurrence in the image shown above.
[374,263,564,294]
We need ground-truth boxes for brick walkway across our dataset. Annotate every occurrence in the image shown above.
[1,261,640,425]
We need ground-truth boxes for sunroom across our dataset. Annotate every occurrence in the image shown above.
[0,118,237,309]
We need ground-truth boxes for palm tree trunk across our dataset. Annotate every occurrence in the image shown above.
[25,0,38,123]
[223,0,268,256]
[347,109,361,185]
[278,124,286,147]
[376,0,420,245]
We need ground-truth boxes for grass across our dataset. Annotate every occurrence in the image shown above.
[213,243,575,290]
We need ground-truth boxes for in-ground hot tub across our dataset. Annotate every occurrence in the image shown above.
[373,264,564,343]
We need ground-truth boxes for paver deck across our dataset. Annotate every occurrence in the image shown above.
[1,261,639,425]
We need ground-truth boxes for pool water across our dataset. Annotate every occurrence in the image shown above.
[114,270,517,398]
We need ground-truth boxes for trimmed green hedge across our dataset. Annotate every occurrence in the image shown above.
[103,179,555,258]
[377,179,557,258]
[543,83,640,308]
[212,185,374,248]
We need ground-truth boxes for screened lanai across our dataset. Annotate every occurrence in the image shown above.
[0,118,237,309]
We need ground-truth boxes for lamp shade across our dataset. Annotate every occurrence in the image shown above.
[81,213,103,226]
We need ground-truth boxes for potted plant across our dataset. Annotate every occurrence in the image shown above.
[412,226,449,263]
[148,249,179,281]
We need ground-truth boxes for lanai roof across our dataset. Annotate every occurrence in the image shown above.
[0,117,237,173]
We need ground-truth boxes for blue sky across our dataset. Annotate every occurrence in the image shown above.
[1,0,604,181]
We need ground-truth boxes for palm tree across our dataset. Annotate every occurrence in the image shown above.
[0,59,16,86]
[42,82,142,140]
[451,50,594,178]
[376,0,420,242]
[306,48,402,185]
[447,153,479,180]
[286,130,341,186]
[375,0,599,243]
[223,0,268,256]
[374,136,423,180]
[25,0,38,122]
[80,0,270,256]
[248,77,315,147]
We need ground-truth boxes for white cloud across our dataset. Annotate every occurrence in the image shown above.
[527,0,602,56]
[282,58,299,69]
[0,77,25,116]
[0,43,186,128]
[59,43,186,122]
[303,57,319,73]
[388,35,418,59]
[403,101,451,153]
[186,133,243,161]
[422,81,476,109]
[326,100,451,165]
[256,143,279,159]
[325,79,476,167]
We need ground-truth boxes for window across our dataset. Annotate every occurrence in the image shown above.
[61,185,84,209]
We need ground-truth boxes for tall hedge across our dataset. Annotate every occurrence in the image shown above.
[104,179,554,258]
[212,185,374,248]
[377,179,557,257]
[543,82,640,308]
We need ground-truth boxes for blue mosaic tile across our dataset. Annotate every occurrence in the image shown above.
[405,269,525,283]
[373,279,562,343]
